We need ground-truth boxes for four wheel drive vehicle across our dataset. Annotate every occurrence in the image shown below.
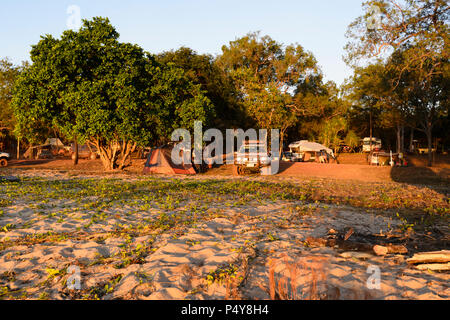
[338,144,354,153]
[233,141,272,175]
[362,137,382,153]
[0,152,10,167]
[417,147,437,154]
[281,151,294,162]
[70,143,98,160]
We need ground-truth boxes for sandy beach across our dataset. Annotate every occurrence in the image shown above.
[0,168,448,300]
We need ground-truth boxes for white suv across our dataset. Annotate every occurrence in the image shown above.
[233,141,271,175]
[0,152,10,167]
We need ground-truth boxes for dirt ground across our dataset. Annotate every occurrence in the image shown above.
[4,155,450,185]
[0,157,448,300]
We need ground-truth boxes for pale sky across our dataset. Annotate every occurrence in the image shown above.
[0,0,365,85]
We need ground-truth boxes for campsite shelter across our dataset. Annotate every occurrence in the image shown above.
[288,140,336,162]
[143,146,196,175]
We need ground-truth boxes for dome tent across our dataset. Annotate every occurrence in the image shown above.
[143,145,196,175]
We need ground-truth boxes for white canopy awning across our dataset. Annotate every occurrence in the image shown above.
[288,140,334,156]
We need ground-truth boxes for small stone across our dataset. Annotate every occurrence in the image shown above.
[340,251,374,260]
[373,245,388,256]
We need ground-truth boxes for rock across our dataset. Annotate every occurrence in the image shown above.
[373,245,389,256]
[415,263,450,271]
[407,250,450,264]
[340,251,374,260]
[305,237,327,247]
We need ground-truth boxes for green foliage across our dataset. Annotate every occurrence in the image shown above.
[12,17,213,170]
[157,47,243,129]
[344,130,360,148]
[217,32,321,144]
[319,117,347,151]
[345,0,449,163]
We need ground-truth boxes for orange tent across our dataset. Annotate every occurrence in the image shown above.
[143,146,196,175]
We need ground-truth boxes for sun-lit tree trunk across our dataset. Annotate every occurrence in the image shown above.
[118,140,137,170]
[401,125,404,153]
[396,124,402,153]
[409,127,414,153]
[90,137,137,171]
[425,123,433,167]
[17,137,20,159]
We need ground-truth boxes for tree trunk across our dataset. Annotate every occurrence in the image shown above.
[17,138,20,160]
[279,132,284,157]
[73,139,79,166]
[409,127,414,153]
[118,141,137,170]
[396,124,401,154]
[426,123,433,167]
[369,110,373,151]
[89,138,137,171]
[400,125,404,153]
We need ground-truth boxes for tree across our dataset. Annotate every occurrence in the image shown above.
[216,32,320,151]
[0,58,24,129]
[344,130,361,150]
[393,49,449,163]
[12,17,214,170]
[345,0,449,72]
[294,79,348,144]
[346,62,408,153]
[319,116,347,154]
[345,0,449,165]
[157,47,246,130]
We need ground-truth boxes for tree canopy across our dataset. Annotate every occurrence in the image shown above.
[12,17,213,170]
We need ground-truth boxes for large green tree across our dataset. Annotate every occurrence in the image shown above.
[216,32,320,150]
[157,47,245,130]
[345,0,449,165]
[294,79,349,146]
[0,58,24,129]
[12,17,213,170]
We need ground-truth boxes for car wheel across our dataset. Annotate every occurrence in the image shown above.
[0,158,7,167]
[233,165,244,176]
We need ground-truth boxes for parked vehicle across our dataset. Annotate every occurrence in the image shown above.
[70,143,98,160]
[0,152,10,167]
[417,147,437,154]
[338,144,354,153]
[368,151,407,167]
[281,152,294,162]
[233,140,271,175]
[362,137,382,153]
[45,138,71,156]
[24,144,54,160]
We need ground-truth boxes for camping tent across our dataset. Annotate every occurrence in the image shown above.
[288,140,334,157]
[143,146,196,175]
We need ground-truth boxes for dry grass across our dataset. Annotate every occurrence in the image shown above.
[266,254,329,300]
